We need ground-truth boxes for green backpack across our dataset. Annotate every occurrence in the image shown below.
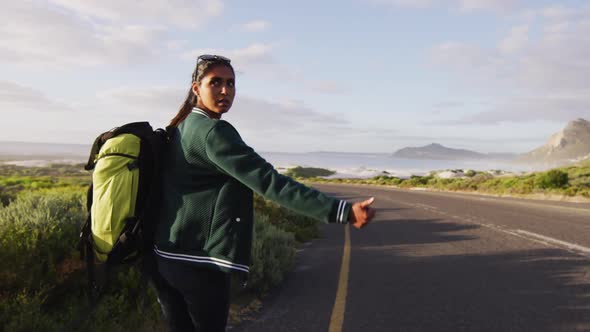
[78,122,171,286]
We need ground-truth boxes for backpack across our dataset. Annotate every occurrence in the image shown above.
[77,122,171,290]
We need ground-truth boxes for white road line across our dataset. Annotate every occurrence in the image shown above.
[514,230,590,256]
[375,192,590,259]
[465,222,590,259]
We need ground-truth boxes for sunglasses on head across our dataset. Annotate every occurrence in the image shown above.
[197,54,231,64]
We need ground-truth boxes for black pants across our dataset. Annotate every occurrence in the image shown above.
[152,256,231,332]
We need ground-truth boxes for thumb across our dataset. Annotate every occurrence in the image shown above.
[360,197,375,208]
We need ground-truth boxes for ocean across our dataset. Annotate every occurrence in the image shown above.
[0,141,537,178]
[258,152,536,178]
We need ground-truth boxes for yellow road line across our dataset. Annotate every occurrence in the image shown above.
[329,224,351,332]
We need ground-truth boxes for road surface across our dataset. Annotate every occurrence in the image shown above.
[233,184,590,332]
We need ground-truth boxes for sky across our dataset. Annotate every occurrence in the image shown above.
[1,0,590,154]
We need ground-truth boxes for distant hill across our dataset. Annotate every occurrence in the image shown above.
[0,141,89,161]
[518,118,590,165]
[393,143,489,160]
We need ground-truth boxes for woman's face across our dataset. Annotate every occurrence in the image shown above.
[193,64,235,116]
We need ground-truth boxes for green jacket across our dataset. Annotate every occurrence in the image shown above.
[154,108,351,275]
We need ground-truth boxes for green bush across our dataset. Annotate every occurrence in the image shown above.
[72,267,163,332]
[508,178,534,195]
[0,188,16,207]
[0,266,163,332]
[248,214,296,294]
[0,289,59,332]
[284,166,335,179]
[472,173,493,183]
[0,190,85,290]
[535,169,569,189]
[403,175,432,187]
[563,187,579,196]
[253,194,320,243]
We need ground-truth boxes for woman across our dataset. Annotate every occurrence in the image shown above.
[153,54,376,331]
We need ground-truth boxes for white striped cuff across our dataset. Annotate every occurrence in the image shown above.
[335,200,349,224]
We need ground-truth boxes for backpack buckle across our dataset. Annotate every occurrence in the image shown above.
[127,159,140,170]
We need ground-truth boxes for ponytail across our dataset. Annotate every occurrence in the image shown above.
[169,87,196,128]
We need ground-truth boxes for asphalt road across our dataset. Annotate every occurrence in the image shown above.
[233,184,590,332]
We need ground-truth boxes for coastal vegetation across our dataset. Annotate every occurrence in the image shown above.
[0,163,320,331]
[291,164,590,199]
[284,166,336,179]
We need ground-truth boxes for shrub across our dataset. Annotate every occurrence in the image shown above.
[403,175,432,187]
[0,188,16,207]
[472,173,493,183]
[0,289,58,332]
[73,267,163,332]
[248,214,296,294]
[509,178,534,195]
[535,169,569,189]
[253,194,320,243]
[0,190,85,290]
[284,166,335,179]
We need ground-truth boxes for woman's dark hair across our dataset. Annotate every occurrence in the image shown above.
[169,58,235,128]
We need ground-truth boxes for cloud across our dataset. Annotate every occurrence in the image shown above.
[307,80,350,94]
[456,0,520,13]
[231,43,275,65]
[429,4,590,124]
[433,101,464,109]
[0,1,223,67]
[461,95,590,124]
[368,0,522,13]
[370,0,434,9]
[241,20,271,32]
[97,86,185,116]
[532,5,579,21]
[182,43,275,67]
[182,43,348,95]
[430,41,511,80]
[47,0,224,29]
[499,24,529,54]
[226,96,348,132]
[225,96,384,152]
[0,81,73,112]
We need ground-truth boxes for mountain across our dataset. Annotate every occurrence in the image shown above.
[518,118,590,165]
[392,143,488,160]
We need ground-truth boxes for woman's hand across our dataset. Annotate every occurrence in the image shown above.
[349,197,376,229]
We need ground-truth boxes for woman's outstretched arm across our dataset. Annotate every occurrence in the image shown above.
[205,120,375,227]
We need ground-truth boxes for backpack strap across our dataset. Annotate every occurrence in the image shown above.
[77,184,93,260]
[77,184,99,296]
[85,131,116,171]
[112,122,154,140]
